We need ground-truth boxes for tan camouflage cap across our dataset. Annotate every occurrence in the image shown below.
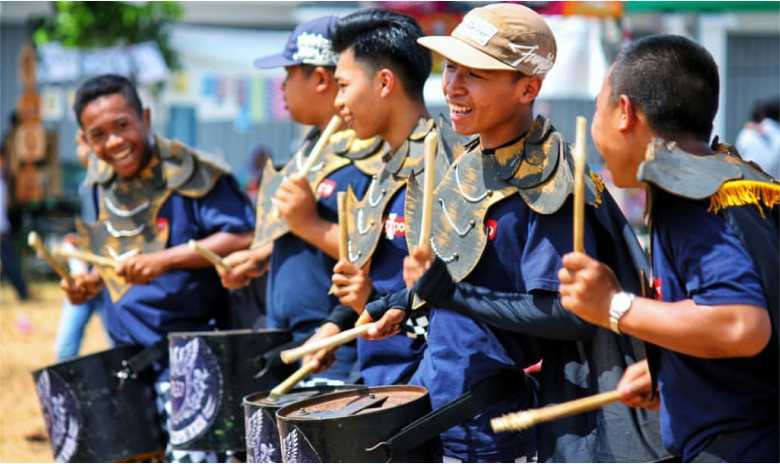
[418,3,557,76]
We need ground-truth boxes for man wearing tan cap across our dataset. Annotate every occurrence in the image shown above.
[368,3,665,461]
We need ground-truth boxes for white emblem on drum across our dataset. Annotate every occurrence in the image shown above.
[36,370,80,462]
[169,338,223,446]
[247,409,279,463]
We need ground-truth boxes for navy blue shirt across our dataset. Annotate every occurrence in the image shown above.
[411,195,596,462]
[266,163,371,381]
[357,187,427,386]
[101,175,255,347]
[652,191,778,462]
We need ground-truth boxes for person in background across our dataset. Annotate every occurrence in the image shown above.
[0,153,29,301]
[736,97,780,179]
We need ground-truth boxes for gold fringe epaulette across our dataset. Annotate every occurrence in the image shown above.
[708,180,780,217]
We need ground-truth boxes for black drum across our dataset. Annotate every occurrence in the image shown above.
[167,329,294,452]
[32,345,165,462]
[243,385,364,463]
[276,385,440,462]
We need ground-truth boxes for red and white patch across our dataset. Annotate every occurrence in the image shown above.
[384,213,406,240]
[156,217,169,231]
[317,179,337,198]
[652,277,663,301]
[485,218,498,240]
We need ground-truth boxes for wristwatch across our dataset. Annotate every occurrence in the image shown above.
[609,292,635,334]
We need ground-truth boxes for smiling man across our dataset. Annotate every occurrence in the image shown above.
[362,3,666,461]
[60,73,255,462]
[559,35,779,463]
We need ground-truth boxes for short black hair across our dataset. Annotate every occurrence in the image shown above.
[73,74,143,127]
[609,34,719,142]
[332,8,431,102]
[761,97,779,122]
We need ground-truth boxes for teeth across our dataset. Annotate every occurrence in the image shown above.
[114,149,132,160]
[450,104,472,114]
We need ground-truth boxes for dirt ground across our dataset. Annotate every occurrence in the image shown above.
[0,281,110,462]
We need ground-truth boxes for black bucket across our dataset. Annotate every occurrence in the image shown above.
[32,345,165,462]
[242,385,364,463]
[276,385,439,462]
[167,328,294,452]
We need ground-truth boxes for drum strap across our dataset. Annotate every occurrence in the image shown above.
[116,340,168,381]
[366,370,527,462]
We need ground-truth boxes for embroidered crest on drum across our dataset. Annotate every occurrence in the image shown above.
[36,370,80,462]
[246,409,281,463]
[281,426,321,463]
[169,338,224,446]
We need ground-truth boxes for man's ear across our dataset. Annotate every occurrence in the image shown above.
[143,108,151,131]
[313,66,334,94]
[376,68,396,98]
[516,75,542,105]
[617,95,638,132]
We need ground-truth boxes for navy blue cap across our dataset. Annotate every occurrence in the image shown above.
[254,16,339,69]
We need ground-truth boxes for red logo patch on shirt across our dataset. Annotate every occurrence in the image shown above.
[156,217,169,231]
[652,277,663,300]
[383,213,406,240]
[317,179,337,198]
[485,219,498,240]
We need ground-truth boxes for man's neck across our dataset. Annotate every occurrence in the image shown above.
[479,111,534,150]
[383,99,430,150]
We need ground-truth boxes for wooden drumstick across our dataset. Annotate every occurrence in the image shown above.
[188,239,232,273]
[56,247,119,269]
[418,131,438,248]
[573,116,587,254]
[268,360,319,401]
[337,191,349,261]
[491,390,622,433]
[328,192,350,296]
[409,131,439,309]
[28,232,73,285]
[299,115,342,174]
[280,323,375,364]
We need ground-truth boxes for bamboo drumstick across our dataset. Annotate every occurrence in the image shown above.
[337,191,349,261]
[268,360,319,401]
[573,116,587,254]
[188,240,231,273]
[491,390,622,433]
[280,323,375,364]
[300,115,343,174]
[56,247,119,269]
[418,131,438,248]
[28,232,73,285]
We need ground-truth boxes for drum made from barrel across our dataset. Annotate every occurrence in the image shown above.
[168,328,294,452]
[32,345,165,462]
[276,385,439,463]
[243,385,365,463]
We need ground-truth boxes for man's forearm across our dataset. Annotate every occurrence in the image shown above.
[292,217,340,259]
[618,298,772,358]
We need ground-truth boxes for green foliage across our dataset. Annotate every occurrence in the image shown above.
[32,1,183,69]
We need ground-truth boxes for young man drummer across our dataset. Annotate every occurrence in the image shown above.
[559,34,779,462]
[313,8,457,386]
[370,4,665,461]
[218,16,383,382]
[61,74,255,462]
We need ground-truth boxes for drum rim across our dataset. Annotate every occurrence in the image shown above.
[32,344,143,374]
[275,385,429,423]
[167,328,291,338]
[242,385,365,409]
